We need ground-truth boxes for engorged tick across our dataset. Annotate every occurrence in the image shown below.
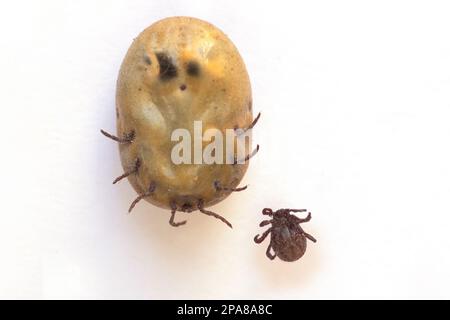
[254,208,317,262]
[100,17,259,228]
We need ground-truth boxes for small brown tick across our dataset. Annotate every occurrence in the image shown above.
[254,208,317,262]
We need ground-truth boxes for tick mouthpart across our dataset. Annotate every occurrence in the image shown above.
[181,203,194,212]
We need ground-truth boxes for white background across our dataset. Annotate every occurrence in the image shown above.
[1,0,450,299]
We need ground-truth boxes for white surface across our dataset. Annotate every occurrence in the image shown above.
[1,0,450,299]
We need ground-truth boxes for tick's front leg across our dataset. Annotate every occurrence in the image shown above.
[286,209,307,213]
[291,211,312,223]
[259,220,272,227]
[254,228,272,243]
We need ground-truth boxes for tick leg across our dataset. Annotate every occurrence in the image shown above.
[233,144,260,164]
[214,180,248,192]
[259,220,272,227]
[254,228,272,243]
[100,129,135,144]
[304,232,317,243]
[197,199,232,228]
[266,242,276,260]
[128,181,156,213]
[235,112,261,135]
[169,202,187,227]
[113,158,140,184]
[294,212,312,224]
[128,194,147,213]
[286,209,307,213]
[262,208,273,216]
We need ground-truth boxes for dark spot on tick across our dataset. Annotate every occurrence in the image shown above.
[156,52,177,81]
[144,54,152,65]
[180,84,187,91]
[181,203,194,212]
[186,61,200,76]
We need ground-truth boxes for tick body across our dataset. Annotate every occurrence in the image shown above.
[254,208,317,262]
[102,17,259,227]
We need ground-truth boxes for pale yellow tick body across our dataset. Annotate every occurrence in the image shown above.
[108,17,257,227]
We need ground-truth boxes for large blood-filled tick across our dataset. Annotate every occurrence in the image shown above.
[254,208,317,262]
[101,17,259,228]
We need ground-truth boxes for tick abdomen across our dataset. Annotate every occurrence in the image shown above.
[113,17,255,220]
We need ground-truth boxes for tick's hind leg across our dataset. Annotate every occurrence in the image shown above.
[266,242,276,260]
[128,181,156,213]
[197,200,232,228]
[169,202,187,227]
[254,228,272,243]
[304,232,317,243]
